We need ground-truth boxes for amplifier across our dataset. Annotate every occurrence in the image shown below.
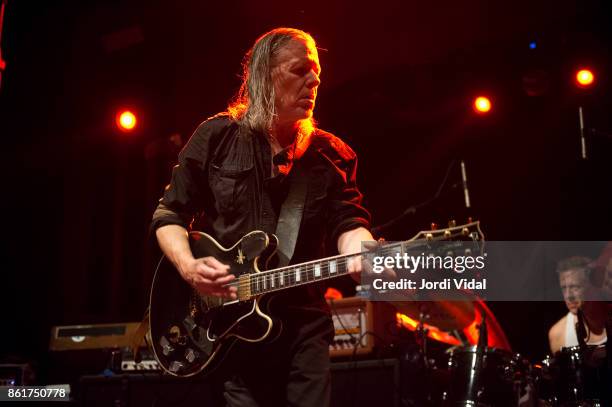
[327,297,397,358]
[47,322,153,387]
[78,360,399,407]
[331,358,400,407]
[0,364,34,386]
[49,322,143,351]
[79,373,215,407]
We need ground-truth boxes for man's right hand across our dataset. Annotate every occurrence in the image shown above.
[178,256,237,300]
[155,224,238,299]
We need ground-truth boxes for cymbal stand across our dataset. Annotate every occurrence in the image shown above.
[469,314,488,404]
[415,309,430,369]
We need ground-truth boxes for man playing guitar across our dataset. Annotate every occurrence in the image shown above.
[151,27,375,407]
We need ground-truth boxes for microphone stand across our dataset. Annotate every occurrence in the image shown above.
[576,308,588,351]
[577,106,612,161]
[578,107,587,160]
[372,160,471,237]
[469,314,487,404]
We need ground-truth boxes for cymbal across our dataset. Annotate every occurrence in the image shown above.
[393,291,476,331]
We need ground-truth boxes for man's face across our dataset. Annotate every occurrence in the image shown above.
[271,39,321,125]
[559,269,589,314]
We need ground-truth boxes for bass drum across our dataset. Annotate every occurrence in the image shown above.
[533,344,608,406]
[439,346,528,406]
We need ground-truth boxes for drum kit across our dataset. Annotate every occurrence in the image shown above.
[393,293,609,406]
[532,344,609,406]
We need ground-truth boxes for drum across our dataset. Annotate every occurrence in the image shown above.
[440,346,526,406]
[534,345,608,406]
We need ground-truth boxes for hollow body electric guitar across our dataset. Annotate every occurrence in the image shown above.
[148,221,484,377]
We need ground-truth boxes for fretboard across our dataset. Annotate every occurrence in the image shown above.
[247,241,407,296]
[248,252,355,296]
[245,220,483,297]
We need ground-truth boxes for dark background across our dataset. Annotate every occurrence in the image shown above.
[1,0,611,377]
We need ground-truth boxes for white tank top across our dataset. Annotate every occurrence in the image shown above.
[564,311,607,347]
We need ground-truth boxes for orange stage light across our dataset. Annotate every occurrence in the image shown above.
[324,287,343,300]
[116,110,137,132]
[575,69,595,88]
[396,313,462,346]
[473,96,491,114]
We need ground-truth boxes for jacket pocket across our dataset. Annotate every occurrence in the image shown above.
[209,164,254,215]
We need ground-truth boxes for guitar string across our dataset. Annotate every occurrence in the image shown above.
[230,232,477,287]
[222,235,481,295]
[240,234,480,285]
[228,238,480,292]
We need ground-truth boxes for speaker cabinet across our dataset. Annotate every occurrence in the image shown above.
[79,374,214,407]
[78,358,401,407]
[331,358,400,407]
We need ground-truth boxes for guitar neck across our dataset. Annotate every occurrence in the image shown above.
[246,251,370,297]
[239,220,483,299]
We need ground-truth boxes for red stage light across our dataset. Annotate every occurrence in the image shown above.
[116,110,137,132]
[473,96,491,114]
[575,69,595,88]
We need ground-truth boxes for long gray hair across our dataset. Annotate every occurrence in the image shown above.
[228,28,317,136]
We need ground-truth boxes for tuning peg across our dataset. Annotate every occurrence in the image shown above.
[448,220,457,228]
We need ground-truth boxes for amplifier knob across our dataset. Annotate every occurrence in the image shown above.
[160,336,174,355]
[185,348,199,363]
[169,361,184,373]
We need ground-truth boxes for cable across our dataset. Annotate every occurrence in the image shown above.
[372,159,459,236]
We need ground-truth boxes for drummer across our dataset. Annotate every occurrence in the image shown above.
[548,256,608,353]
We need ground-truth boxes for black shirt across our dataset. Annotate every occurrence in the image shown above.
[151,114,371,307]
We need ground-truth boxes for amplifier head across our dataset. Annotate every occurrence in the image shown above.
[49,322,143,351]
[327,297,397,358]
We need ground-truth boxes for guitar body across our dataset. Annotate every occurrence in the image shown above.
[149,230,281,377]
[148,221,485,378]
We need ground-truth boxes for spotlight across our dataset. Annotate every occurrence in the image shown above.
[116,110,137,132]
[575,69,595,88]
[529,41,537,50]
[473,96,492,114]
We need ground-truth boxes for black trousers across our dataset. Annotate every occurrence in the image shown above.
[211,309,334,407]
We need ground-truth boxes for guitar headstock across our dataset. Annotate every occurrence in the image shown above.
[408,219,485,253]
[367,220,485,263]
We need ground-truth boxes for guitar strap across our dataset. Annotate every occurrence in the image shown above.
[274,161,308,268]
